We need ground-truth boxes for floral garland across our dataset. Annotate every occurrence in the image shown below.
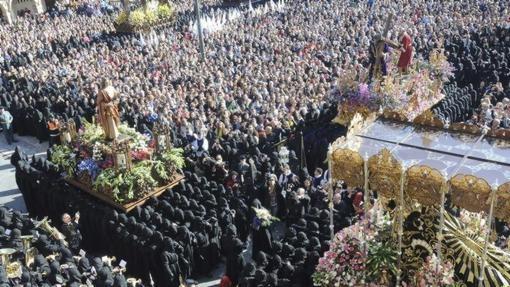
[335,49,454,123]
[403,255,455,287]
[313,203,397,287]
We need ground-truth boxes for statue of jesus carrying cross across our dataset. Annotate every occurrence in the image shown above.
[368,13,412,81]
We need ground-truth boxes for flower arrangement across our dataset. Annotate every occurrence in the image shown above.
[252,207,279,228]
[81,120,104,145]
[77,158,100,181]
[403,255,455,287]
[115,2,175,31]
[157,148,185,171]
[50,144,77,176]
[458,210,488,237]
[118,124,148,150]
[313,203,398,286]
[131,149,151,161]
[49,120,184,204]
[335,49,454,123]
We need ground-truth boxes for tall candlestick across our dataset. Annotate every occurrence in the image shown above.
[363,153,369,287]
[363,153,369,217]
[396,172,404,287]
[478,186,497,287]
[435,183,447,287]
[328,147,334,241]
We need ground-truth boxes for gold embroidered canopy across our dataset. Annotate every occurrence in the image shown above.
[329,118,510,222]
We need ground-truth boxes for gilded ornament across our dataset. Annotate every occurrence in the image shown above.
[405,165,445,206]
[331,148,364,188]
[450,174,491,213]
[495,182,510,223]
[368,148,402,199]
[412,110,444,128]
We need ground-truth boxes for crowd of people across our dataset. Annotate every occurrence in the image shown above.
[0,206,143,286]
[433,25,510,129]
[2,0,510,286]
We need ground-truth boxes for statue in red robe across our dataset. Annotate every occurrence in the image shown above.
[397,31,413,73]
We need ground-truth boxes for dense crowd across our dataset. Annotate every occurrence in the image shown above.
[433,25,510,128]
[2,0,510,286]
[0,206,142,286]
[1,0,507,146]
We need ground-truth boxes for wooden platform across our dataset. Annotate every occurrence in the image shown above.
[65,174,184,213]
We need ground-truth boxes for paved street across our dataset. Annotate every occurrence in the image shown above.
[0,133,48,212]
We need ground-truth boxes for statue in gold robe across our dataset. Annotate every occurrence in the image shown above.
[96,79,120,140]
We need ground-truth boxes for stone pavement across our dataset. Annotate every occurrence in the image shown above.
[0,133,48,212]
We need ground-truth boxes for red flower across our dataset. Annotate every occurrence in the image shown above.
[99,158,114,169]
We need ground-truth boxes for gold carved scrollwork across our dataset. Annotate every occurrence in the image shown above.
[412,110,444,128]
[405,165,445,206]
[495,182,510,223]
[368,148,402,199]
[331,148,364,188]
[450,175,491,213]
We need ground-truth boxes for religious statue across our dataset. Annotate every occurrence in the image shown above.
[397,31,413,73]
[96,79,120,140]
[368,34,390,81]
[368,13,401,82]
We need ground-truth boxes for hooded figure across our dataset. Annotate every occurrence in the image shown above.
[78,256,92,274]
[9,228,23,251]
[34,254,51,275]
[251,199,273,256]
[0,264,8,287]
[48,261,64,285]
[67,266,83,286]
[95,268,114,287]
[225,238,245,286]
[0,207,12,227]
[160,247,180,287]
[113,273,128,287]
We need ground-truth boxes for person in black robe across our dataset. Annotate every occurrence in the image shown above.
[221,224,237,258]
[113,272,128,287]
[192,219,210,276]
[0,207,12,227]
[238,262,256,287]
[34,234,60,256]
[251,199,273,256]
[160,242,180,287]
[9,228,23,252]
[225,238,245,286]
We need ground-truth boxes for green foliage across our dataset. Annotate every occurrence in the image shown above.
[366,241,399,281]
[115,11,129,25]
[366,215,399,282]
[130,162,158,195]
[129,10,146,28]
[159,148,185,170]
[115,2,175,28]
[145,10,158,25]
[151,160,170,185]
[81,119,105,144]
[50,145,77,176]
[93,168,118,193]
[157,4,173,19]
[92,163,158,204]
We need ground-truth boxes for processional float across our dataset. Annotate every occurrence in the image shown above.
[327,113,510,286]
